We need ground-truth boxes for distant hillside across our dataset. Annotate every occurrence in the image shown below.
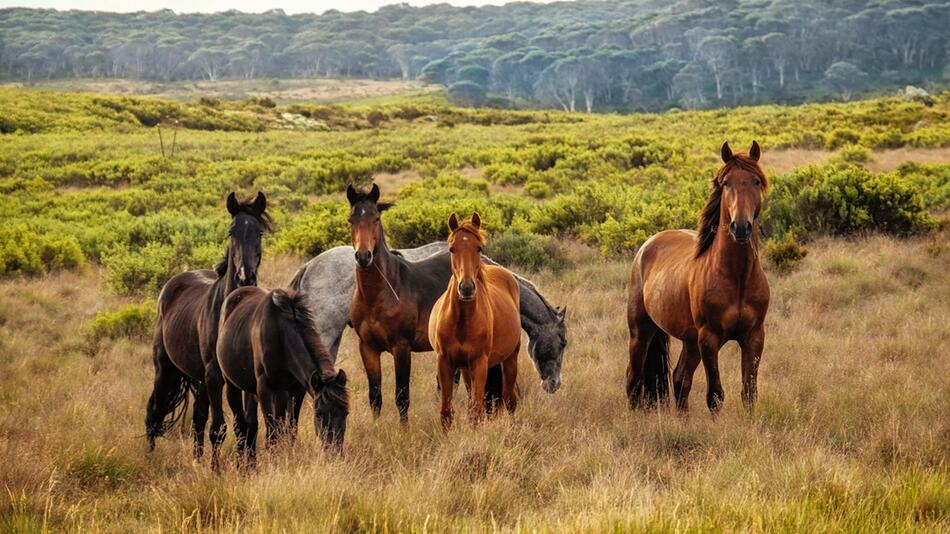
[1,1,948,111]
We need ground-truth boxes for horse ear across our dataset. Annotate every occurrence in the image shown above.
[448,213,459,232]
[471,212,481,228]
[557,306,567,322]
[346,184,359,206]
[368,183,380,203]
[721,141,733,164]
[749,140,761,162]
[252,191,266,214]
[334,369,347,386]
[226,192,239,215]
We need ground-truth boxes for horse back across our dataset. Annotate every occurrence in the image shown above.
[632,230,697,340]
[158,270,218,379]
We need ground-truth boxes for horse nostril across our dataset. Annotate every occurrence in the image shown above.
[729,221,737,234]
[745,221,753,234]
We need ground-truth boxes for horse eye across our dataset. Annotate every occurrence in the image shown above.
[753,179,761,186]
[449,247,455,253]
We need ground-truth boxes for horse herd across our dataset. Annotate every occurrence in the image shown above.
[144,141,769,470]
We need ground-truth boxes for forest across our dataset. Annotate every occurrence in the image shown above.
[1,0,948,111]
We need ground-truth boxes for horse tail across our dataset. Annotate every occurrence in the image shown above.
[289,265,306,292]
[145,327,192,447]
[643,330,670,405]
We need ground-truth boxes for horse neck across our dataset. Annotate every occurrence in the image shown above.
[516,281,556,338]
[355,227,400,299]
[706,221,760,284]
[210,243,240,311]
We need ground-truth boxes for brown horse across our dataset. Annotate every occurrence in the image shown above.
[145,192,269,457]
[626,141,770,413]
[429,213,521,429]
[215,287,349,468]
[347,183,455,423]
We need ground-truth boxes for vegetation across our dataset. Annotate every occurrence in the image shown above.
[2,1,948,111]
[1,87,946,295]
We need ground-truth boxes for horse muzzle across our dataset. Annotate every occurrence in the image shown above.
[729,220,753,244]
[457,281,476,301]
[355,250,373,268]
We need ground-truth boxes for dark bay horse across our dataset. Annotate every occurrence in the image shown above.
[146,192,269,456]
[626,141,770,412]
[430,213,521,428]
[215,287,349,467]
[347,183,454,423]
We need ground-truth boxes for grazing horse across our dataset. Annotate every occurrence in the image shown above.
[145,192,269,456]
[347,184,457,422]
[215,287,349,468]
[430,213,521,428]
[626,141,770,413]
[289,242,567,394]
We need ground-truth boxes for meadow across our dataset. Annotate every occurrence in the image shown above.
[0,86,948,531]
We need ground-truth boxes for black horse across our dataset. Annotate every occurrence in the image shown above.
[145,192,269,460]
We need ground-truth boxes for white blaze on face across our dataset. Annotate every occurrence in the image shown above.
[239,265,246,282]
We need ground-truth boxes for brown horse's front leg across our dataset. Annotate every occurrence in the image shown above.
[698,329,725,414]
[358,339,383,418]
[257,379,280,446]
[469,356,489,424]
[192,381,209,459]
[393,343,412,424]
[501,344,520,414]
[437,355,455,431]
[205,360,227,473]
[673,342,701,412]
[740,326,765,411]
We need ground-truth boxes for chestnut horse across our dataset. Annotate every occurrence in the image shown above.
[430,213,521,429]
[145,192,269,457]
[347,183,455,423]
[626,141,769,412]
[215,287,349,468]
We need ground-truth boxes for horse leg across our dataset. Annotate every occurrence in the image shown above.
[205,361,227,473]
[358,339,383,418]
[484,365,503,416]
[672,341,701,412]
[468,356,489,425]
[226,383,247,460]
[437,355,455,431]
[191,381,210,459]
[243,393,259,469]
[740,326,765,411]
[257,380,280,447]
[289,388,305,443]
[393,343,412,424]
[500,345,520,414]
[698,329,725,414]
[145,331,188,452]
[625,317,657,409]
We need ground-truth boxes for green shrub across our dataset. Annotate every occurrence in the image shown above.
[765,235,808,273]
[825,128,860,149]
[273,200,350,256]
[85,301,155,345]
[766,165,934,238]
[0,226,85,276]
[895,163,950,210]
[485,230,569,273]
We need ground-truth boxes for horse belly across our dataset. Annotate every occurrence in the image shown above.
[162,312,205,380]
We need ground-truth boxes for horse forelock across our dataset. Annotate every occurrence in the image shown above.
[696,155,767,257]
[450,222,486,245]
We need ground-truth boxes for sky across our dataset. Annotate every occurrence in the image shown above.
[0,0,546,14]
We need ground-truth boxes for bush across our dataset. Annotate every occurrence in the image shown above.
[273,200,350,256]
[0,226,85,276]
[765,235,808,273]
[486,230,569,273]
[766,165,934,238]
[85,301,155,345]
[896,163,950,210]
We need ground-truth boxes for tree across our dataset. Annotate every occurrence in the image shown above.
[447,80,486,107]
[824,61,866,101]
[698,35,736,100]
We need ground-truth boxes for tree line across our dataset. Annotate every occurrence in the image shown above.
[1,1,947,111]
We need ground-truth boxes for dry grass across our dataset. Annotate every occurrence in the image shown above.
[1,236,949,532]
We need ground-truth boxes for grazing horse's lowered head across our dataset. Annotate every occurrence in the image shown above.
[346,183,393,268]
[222,191,270,287]
[527,305,567,393]
[311,369,349,452]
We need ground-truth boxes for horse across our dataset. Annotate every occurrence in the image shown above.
[214,287,349,467]
[626,141,770,413]
[347,183,461,423]
[145,192,269,457]
[430,213,521,428]
[288,242,567,394]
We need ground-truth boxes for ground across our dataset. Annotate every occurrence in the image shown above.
[1,233,948,532]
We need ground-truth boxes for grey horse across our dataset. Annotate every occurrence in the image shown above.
[289,241,567,393]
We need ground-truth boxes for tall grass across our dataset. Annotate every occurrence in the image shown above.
[0,236,947,532]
